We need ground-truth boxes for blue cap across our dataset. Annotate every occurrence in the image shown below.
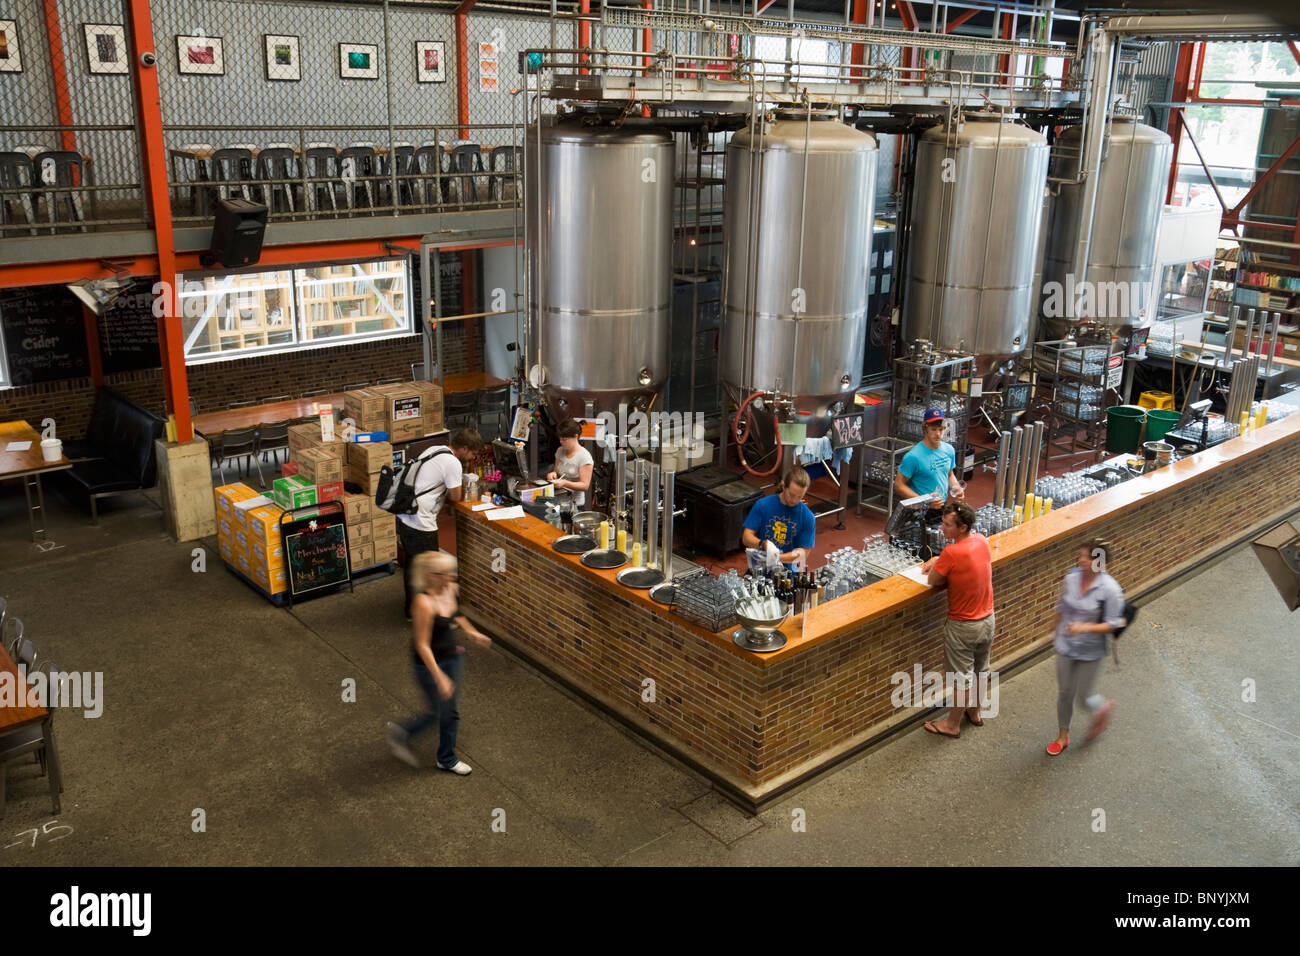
[924,407,945,424]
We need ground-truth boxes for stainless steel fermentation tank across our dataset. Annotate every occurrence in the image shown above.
[525,115,674,420]
[1040,117,1173,340]
[720,109,878,435]
[903,112,1049,378]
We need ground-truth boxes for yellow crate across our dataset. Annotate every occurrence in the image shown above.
[1138,391,1175,410]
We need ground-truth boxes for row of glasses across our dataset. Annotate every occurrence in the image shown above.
[1035,473,1104,507]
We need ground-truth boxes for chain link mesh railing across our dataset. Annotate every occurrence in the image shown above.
[0,0,147,235]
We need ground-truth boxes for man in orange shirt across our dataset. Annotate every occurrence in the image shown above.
[919,500,994,738]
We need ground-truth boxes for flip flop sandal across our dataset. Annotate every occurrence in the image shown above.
[924,721,960,739]
[1046,738,1069,756]
[965,712,985,727]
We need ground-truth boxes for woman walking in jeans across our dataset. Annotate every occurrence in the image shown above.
[387,551,491,774]
[1047,538,1125,756]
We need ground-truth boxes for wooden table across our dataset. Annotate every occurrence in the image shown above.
[440,372,508,393]
[0,421,73,544]
[192,394,345,437]
[0,642,62,814]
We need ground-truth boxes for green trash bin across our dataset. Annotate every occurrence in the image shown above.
[1145,408,1182,442]
[1106,405,1146,453]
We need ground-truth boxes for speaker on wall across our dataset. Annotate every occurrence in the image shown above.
[204,198,269,268]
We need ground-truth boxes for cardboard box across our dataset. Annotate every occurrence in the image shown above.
[215,483,258,520]
[289,423,347,458]
[295,447,342,484]
[233,494,273,531]
[271,476,318,511]
[347,440,392,473]
[281,461,299,477]
[411,381,444,418]
[218,536,238,564]
[343,493,373,524]
[250,535,285,571]
[371,515,397,541]
[216,515,238,544]
[390,417,424,443]
[372,536,397,563]
[250,562,288,595]
[348,542,374,570]
[351,519,373,545]
[346,464,382,494]
[344,389,388,431]
[245,504,284,550]
[317,480,344,503]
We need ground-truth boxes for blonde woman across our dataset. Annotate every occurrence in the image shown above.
[386,551,491,773]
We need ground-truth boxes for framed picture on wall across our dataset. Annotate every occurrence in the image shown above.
[0,19,23,73]
[415,40,445,83]
[339,42,378,80]
[264,34,300,81]
[177,33,224,76]
[83,24,128,75]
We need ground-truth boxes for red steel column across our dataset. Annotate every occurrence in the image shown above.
[40,0,77,152]
[127,0,191,442]
[1166,42,1195,204]
[456,0,477,139]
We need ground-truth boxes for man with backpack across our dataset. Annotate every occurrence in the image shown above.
[391,429,483,620]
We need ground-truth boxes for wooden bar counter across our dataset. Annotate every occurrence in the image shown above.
[457,414,1300,808]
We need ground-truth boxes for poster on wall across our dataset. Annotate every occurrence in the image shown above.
[339,42,378,80]
[83,24,127,74]
[415,40,445,83]
[0,18,22,72]
[264,34,300,81]
[478,42,498,92]
[177,33,224,75]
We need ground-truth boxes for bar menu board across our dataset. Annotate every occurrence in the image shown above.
[98,282,161,376]
[0,286,91,385]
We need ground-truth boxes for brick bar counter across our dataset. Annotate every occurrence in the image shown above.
[457,415,1300,809]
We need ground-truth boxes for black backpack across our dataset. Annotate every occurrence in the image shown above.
[1097,588,1138,664]
[375,448,453,515]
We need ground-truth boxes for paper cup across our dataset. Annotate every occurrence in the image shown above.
[41,438,63,462]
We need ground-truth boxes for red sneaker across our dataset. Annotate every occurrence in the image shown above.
[1086,700,1115,743]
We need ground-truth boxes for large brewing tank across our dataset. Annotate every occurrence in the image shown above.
[720,109,877,432]
[1039,117,1173,340]
[903,112,1049,377]
[525,115,673,420]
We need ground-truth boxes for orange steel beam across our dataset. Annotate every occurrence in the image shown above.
[755,0,778,13]
[998,11,1014,86]
[642,0,653,73]
[849,0,867,80]
[40,0,76,152]
[1166,43,1195,204]
[580,0,590,73]
[456,0,477,138]
[1228,132,1300,218]
[945,9,977,33]
[898,1,919,81]
[128,0,191,442]
[1290,41,1300,67]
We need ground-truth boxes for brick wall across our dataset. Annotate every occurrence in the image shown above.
[457,423,1300,805]
[0,325,477,438]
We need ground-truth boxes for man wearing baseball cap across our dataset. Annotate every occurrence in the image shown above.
[894,407,963,529]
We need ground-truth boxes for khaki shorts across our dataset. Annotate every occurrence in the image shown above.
[944,613,995,688]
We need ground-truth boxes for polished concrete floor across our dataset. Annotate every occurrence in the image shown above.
[2,482,1297,866]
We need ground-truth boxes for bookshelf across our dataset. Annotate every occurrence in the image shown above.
[297,261,408,341]
[180,271,297,356]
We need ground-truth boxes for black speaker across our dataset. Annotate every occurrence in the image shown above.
[207,198,268,268]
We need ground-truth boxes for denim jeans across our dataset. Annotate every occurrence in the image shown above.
[397,520,440,617]
[403,652,461,767]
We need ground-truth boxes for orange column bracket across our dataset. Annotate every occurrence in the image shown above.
[40,0,77,153]
[456,0,478,140]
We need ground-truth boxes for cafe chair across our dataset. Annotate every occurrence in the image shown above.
[489,145,523,204]
[375,376,404,385]
[303,146,340,214]
[208,147,254,203]
[383,145,418,208]
[172,143,214,215]
[343,382,369,391]
[259,395,292,404]
[255,419,292,469]
[477,384,511,440]
[227,400,256,410]
[411,145,444,209]
[215,427,262,486]
[445,391,478,432]
[0,658,65,817]
[0,152,38,235]
[300,387,328,398]
[445,144,484,208]
[337,146,377,210]
[255,146,299,214]
[31,150,88,232]
[3,615,22,661]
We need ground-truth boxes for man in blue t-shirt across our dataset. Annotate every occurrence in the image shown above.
[895,407,963,520]
[742,467,816,569]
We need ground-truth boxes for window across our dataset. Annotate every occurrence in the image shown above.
[753,35,840,81]
[179,258,410,363]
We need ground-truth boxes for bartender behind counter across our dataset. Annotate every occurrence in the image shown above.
[741,466,816,570]
[894,407,964,529]
[546,419,594,506]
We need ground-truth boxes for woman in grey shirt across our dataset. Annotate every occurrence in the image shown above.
[1047,538,1127,756]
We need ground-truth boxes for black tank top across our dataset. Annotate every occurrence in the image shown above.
[413,600,459,663]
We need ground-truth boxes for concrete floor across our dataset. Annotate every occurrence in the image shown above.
[2,481,1297,866]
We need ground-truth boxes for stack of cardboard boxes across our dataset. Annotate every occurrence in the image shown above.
[345,383,444,444]
[341,492,397,570]
[214,483,289,597]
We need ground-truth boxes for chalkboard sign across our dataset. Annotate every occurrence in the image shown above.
[97,280,161,376]
[0,286,91,385]
[829,410,866,450]
[280,501,352,600]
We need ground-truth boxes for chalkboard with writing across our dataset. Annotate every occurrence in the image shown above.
[281,501,353,601]
[0,286,90,385]
[97,280,161,376]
